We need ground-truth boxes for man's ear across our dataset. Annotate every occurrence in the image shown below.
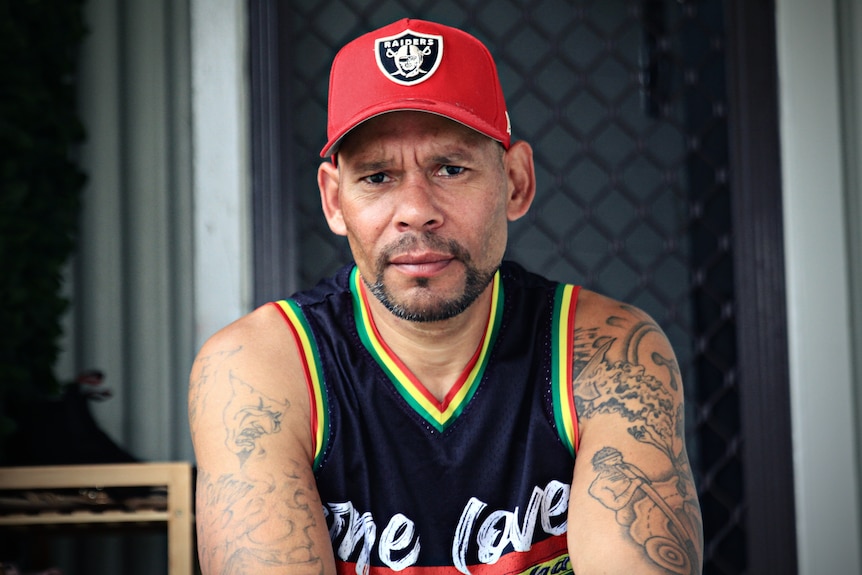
[504,141,536,221]
[318,160,347,236]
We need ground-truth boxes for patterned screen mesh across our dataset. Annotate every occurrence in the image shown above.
[278,1,742,572]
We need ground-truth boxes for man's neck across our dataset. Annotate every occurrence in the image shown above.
[364,288,494,402]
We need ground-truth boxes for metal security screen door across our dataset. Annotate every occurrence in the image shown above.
[248,1,796,574]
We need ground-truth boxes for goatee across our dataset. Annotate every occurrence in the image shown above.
[364,233,498,323]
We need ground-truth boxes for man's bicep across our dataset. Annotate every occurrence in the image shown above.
[189,326,336,575]
[568,430,701,575]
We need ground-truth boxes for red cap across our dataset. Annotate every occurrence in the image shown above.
[321,18,511,158]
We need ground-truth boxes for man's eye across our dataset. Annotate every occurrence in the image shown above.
[438,165,465,176]
[364,173,388,184]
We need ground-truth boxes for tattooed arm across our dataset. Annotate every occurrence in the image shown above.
[566,290,703,575]
[188,304,336,575]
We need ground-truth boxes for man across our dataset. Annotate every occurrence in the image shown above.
[189,18,703,575]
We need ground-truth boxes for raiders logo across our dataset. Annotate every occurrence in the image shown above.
[374,29,443,86]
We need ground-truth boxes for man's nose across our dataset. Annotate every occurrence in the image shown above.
[394,176,443,232]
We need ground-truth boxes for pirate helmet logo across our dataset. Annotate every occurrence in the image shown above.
[375,29,443,86]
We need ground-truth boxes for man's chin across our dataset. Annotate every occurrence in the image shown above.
[366,260,497,323]
[371,285,474,323]
[386,301,471,323]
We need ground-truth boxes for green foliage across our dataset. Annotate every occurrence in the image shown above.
[0,0,88,455]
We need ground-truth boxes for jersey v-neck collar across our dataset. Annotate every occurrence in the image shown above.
[349,266,503,432]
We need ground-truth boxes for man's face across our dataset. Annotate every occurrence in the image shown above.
[319,112,525,323]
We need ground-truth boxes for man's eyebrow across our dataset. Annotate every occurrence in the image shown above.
[431,152,473,165]
[351,159,392,174]
[345,145,480,173]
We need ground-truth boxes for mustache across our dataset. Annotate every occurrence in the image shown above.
[377,233,472,264]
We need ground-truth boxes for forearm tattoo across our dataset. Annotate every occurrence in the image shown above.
[191,350,327,575]
[573,307,703,574]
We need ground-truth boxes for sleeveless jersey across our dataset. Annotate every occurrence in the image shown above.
[273,261,581,575]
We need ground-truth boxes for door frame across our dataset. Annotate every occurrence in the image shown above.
[725,1,797,573]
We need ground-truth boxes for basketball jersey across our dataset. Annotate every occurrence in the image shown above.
[273,261,581,575]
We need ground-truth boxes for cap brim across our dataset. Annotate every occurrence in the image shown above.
[320,101,508,158]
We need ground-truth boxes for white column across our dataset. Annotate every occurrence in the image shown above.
[776,0,862,573]
[191,0,253,352]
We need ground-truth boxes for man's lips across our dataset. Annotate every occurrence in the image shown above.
[388,253,454,276]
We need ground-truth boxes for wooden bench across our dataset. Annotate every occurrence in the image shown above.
[0,462,194,575]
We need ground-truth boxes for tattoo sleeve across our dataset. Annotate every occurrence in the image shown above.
[572,307,703,575]
[191,349,328,575]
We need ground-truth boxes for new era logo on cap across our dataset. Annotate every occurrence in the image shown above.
[375,29,443,86]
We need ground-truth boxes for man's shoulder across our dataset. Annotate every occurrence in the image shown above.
[567,288,679,380]
[194,303,307,389]
[202,302,288,350]
[575,288,655,331]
